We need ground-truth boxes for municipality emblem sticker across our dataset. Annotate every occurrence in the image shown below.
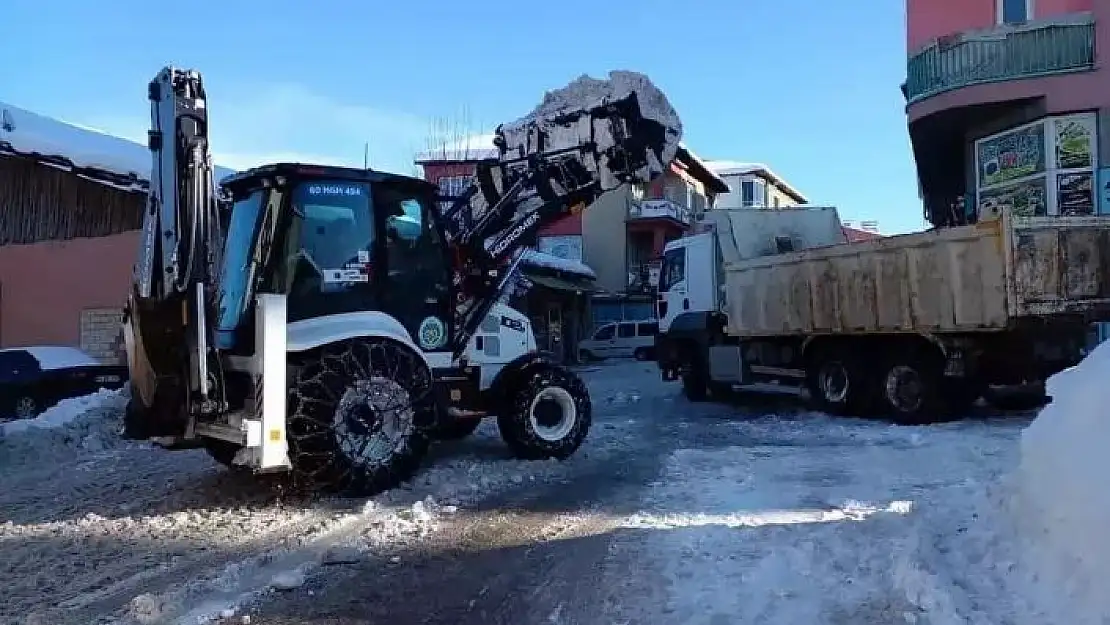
[418,316,447,350]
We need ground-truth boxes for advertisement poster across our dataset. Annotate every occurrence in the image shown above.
[977,177,1047,218]
[1057,172,1095,216]
[976,121,1046,187]
[1053,114,1096,170]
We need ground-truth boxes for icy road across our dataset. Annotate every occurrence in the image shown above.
[0,361,1042,625]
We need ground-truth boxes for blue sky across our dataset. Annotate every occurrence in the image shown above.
[0,0,924,233]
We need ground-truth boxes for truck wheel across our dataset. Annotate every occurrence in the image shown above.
[286,338,434,496]
[876,352,946,425]
[497,365,592,460]
[806,350,872,416]
[432,418,482,441]
[633,347,652,361]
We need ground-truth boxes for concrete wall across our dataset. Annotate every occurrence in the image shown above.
[907,0,1094,51]
[0,231,137,356]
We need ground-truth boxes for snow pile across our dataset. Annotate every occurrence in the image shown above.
[1016,340,1110,624]
[522,248,596,279]
[0,388,130,463]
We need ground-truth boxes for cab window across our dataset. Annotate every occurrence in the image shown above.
[637,322,658,336]
[617,323,636,339]
[659,247,686,292]
[593,325,615,340]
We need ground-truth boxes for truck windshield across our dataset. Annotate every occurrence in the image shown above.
[216,190,265,348]
[659,247,685,292]
[279,180,377,322]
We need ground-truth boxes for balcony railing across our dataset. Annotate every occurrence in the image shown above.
[905,15,1095,104]
[628,199,691,225]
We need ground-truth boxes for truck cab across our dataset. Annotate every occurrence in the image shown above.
[657,231,722,333]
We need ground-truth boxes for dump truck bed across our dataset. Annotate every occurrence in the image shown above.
[723,212,1110,338]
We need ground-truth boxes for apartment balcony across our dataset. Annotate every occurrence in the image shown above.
[904,14,1095,105]
[628,199,691,226]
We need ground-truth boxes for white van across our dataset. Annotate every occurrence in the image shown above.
[578,320,658,361]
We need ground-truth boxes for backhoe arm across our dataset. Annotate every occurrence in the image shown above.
[125,67,224,431]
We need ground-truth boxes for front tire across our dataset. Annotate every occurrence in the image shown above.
[286,338,434,496]
[497,365,592,460]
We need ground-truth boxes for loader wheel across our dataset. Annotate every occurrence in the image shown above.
[497,365,591,460]
[287,338,435,496]
[432,418,482,441]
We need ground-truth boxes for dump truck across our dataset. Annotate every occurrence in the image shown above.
[655,206,1110,423]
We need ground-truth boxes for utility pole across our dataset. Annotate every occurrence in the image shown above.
[363,142,369,169]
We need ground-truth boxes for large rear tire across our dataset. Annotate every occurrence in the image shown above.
[497,365,592,460]
[286,338,434,496]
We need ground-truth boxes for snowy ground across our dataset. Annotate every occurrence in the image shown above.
[1,358,1098,625]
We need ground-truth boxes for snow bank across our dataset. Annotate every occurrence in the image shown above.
[0,389,130,464]
[0,100,235,191]
[1017,341,1110,624]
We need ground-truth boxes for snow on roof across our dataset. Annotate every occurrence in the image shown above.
[415,133,499,163]
[704,160,809,203]
[0,100,236,192]
[675,142,729,194]
[522,249,596,280]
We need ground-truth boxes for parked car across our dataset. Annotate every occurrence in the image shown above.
[0,346,128,420]
[578,320,659,361]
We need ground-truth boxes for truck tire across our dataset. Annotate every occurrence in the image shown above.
[432,418,482,441]
[286,338,434,496]
[497,364,592,460]
[876,350,947,425]
[805,348,873,416]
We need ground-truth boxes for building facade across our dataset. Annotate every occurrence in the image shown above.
[416,139,728,333]
[705,161,809,209]
[0,101,234,362]
[904,0,1107,227]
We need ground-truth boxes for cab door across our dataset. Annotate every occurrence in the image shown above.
[378,186,454,353]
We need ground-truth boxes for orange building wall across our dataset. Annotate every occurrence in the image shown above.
[0,231,138,350]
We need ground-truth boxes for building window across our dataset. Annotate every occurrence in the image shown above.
[741,179,766,207]
[773,195,781,208]
[997,0,1031,24]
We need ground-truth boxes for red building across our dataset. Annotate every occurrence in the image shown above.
[905,0,1106,225]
